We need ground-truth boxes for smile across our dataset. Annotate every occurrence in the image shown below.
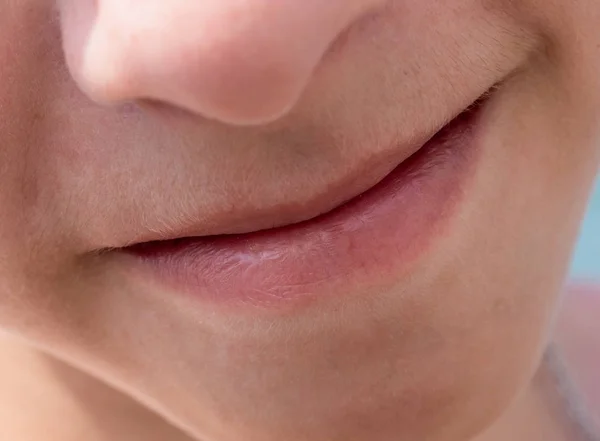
[123,93,491,309]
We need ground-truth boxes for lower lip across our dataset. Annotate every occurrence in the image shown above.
[125,100,486,309]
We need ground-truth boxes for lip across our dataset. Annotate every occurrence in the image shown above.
[132,97,465,239]
[124,95,488,309]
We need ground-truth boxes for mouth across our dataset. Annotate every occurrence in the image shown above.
[123,93,490,309]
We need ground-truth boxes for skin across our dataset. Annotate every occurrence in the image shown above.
[0,0,599,440]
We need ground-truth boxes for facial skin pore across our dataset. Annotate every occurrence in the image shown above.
[0,1,599,441]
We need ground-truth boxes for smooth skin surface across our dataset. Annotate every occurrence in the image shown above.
[0,1,599,440]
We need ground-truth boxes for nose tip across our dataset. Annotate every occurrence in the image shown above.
[59,0,383,125]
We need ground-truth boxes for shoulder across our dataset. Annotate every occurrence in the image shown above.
[556,282,600,426]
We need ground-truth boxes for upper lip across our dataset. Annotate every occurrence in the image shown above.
[122,94,487,247]
[128,147,418,245]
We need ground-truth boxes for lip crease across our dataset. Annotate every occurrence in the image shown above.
[123,95,488,309]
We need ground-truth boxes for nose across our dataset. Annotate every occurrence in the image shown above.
[59,0,384,125]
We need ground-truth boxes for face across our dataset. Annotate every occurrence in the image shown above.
[1,1,600,440]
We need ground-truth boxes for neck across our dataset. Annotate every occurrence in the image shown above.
[476,347,597,441]
[0,334,194,441]
[0,335,593,441]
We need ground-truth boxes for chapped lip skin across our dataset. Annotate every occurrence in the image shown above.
[124,96,488,309]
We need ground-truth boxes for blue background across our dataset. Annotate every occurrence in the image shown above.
[570,177,600,280]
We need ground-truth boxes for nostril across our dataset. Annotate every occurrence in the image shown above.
[78,37,312,125]
[58,0,387,125]
[58,0,137,106]
[80,30,152,108]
